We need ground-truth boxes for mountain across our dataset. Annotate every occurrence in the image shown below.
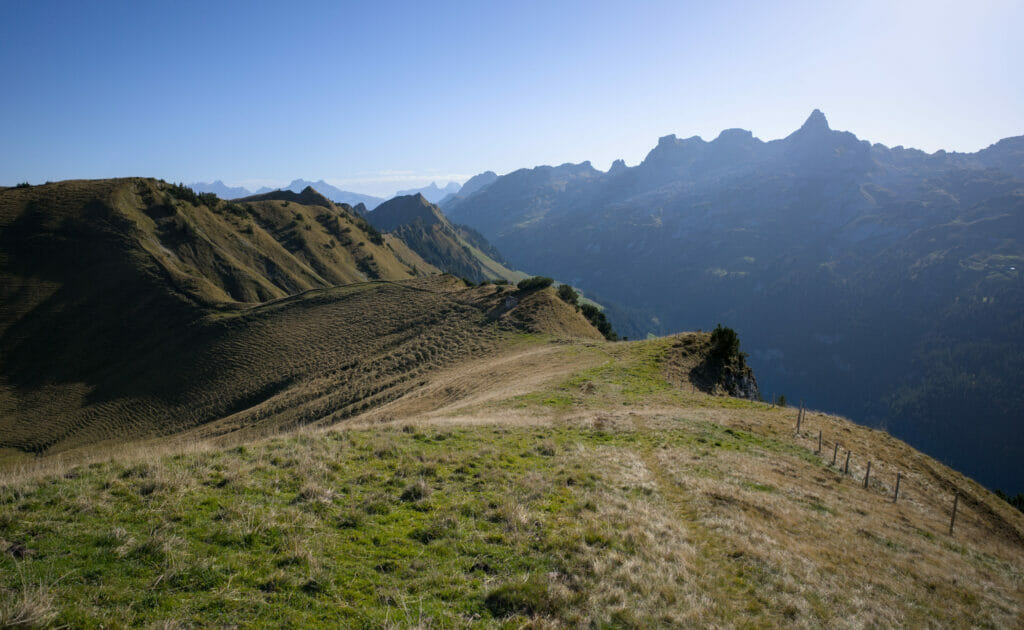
[0,179,600,454]
[282,179,385,208]
[444,110,1024,493]
[396,181,462,202]
[367,193,521,283]
[2,178,1024,627]
[190,180,252,199]
[438,170,498,206]
[395,181,462,203]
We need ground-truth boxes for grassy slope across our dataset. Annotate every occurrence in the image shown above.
[2,180,600,458]
[2,336,1023,628]
[0,276,600,460]
[381,233,443,276]
[368,195,525,284]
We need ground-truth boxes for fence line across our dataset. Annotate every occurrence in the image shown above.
[791,408,963,537]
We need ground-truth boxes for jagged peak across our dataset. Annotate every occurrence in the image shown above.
[609,158,627,173]
[799,109,831,133]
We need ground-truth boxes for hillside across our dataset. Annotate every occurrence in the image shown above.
[3,334,1023,627]
[443,112,1024,494]
[368,194,524,283]
[0,179,605,458]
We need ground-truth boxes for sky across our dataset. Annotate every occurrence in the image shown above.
[2,0,1022,197]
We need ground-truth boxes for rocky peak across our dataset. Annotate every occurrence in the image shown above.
[800,109,831,133]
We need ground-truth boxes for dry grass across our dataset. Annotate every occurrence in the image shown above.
[0,569,58,629]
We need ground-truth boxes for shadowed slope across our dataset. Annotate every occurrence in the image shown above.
[0,272,605,456]
[368,194,524,283]
[0,180,607,455]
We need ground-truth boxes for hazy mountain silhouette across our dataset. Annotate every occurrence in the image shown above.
[190,179,386,207]
[396,181,462,203]
[283,179,385,208]
[438,171,498,206]
[190,180,252,199]
[445,110,1024,493]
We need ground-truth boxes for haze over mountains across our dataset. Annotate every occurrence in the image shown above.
[443,110,1024,493]
[191,179,386,208]
[190,179,466,208]
[396,181,462,203]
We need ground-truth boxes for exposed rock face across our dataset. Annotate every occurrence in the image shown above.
[719,367,759,400]
[662,333,760,401]
[689,352,760,400]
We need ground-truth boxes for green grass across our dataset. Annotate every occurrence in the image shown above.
[504,337,769,415]
[4,412,1023,627]
[0,415,838,628]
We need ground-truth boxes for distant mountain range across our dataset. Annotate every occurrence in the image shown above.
[280,179,385,208]
[438,171,498,206]
[395,181,462,203]
[190,179,469,207]
[191,179,385,208]
[189,180,252,199]
[443,110,1024,493]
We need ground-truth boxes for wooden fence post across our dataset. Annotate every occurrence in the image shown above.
[832,442,839,466]
[844,450,851,475]
[893,472,901,503]
[949,493,959,535]
[817,430,822,454]
[863,461,871,488]
[796,402,803,434]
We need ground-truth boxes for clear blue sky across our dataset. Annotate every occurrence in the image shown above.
[2,0,1021,197]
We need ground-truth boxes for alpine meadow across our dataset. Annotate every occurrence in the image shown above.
[2,1,1024,628]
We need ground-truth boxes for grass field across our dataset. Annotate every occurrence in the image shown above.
[2,336,1023,628]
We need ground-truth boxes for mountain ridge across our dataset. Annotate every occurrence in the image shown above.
[367,194,521,283]
[443,111,1024,493]
[190,179,386,208]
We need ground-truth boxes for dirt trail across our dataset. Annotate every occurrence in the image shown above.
[359,342,608,422]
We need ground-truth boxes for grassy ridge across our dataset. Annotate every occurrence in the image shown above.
[4,420,1022,627]
[3,339,1024,627]
[0,277,601,461]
